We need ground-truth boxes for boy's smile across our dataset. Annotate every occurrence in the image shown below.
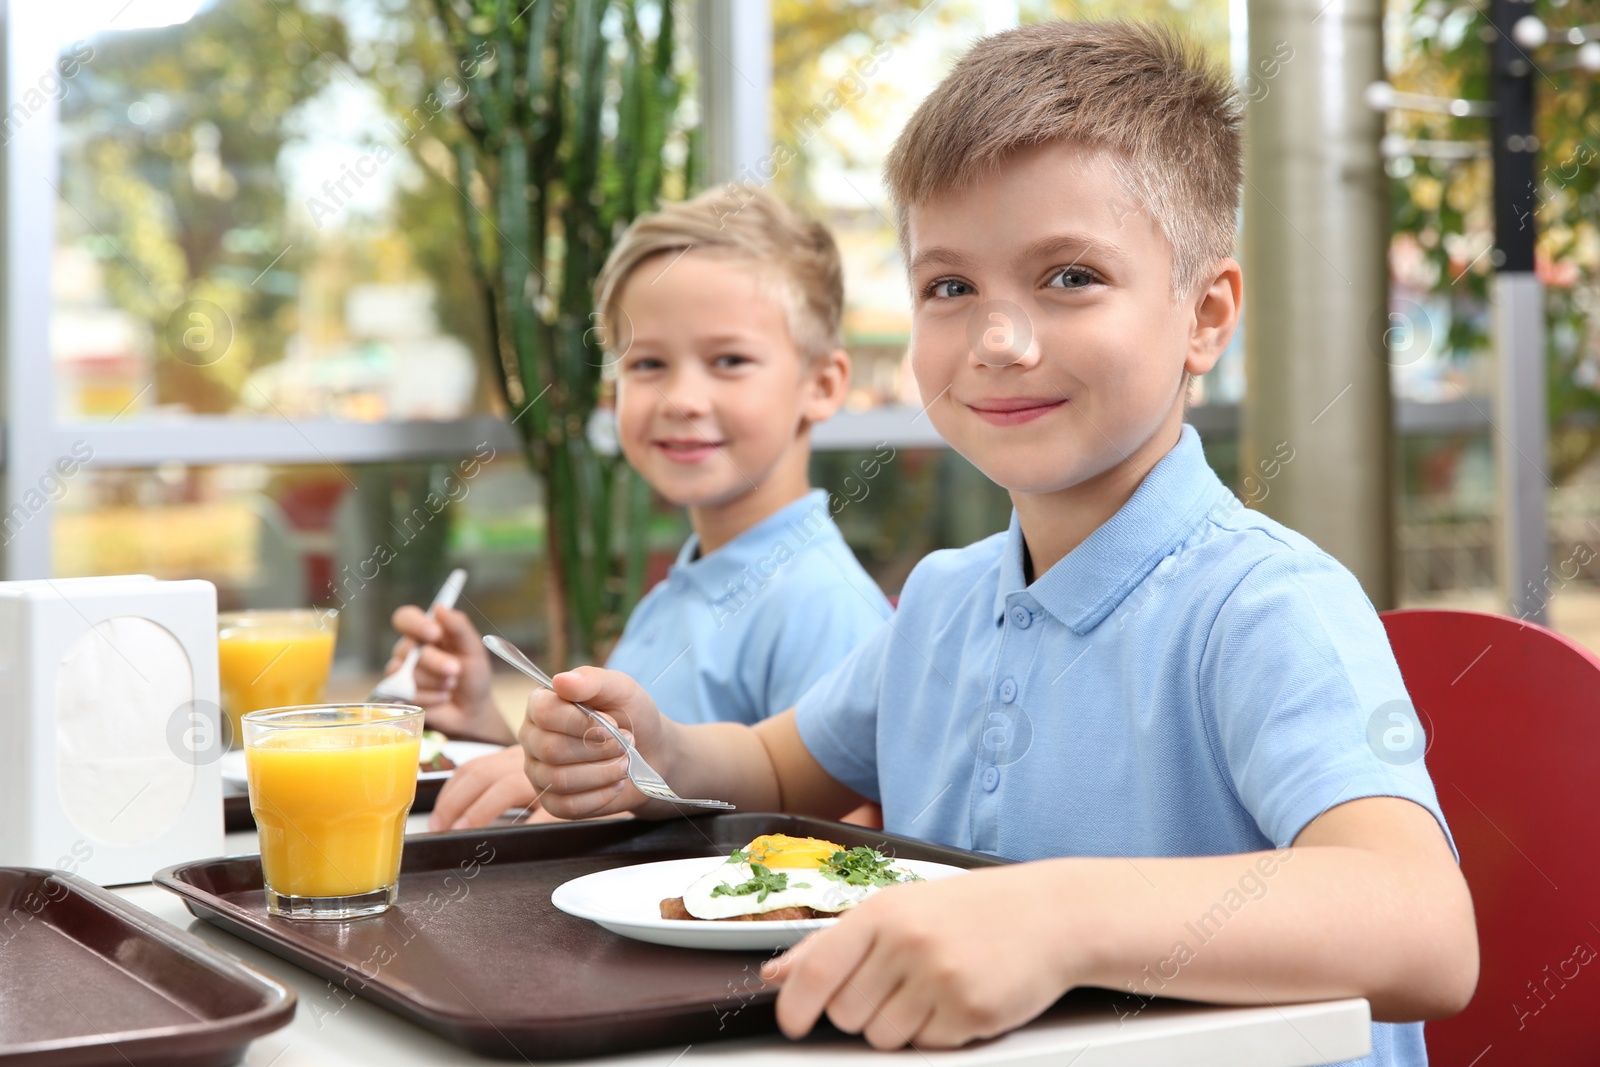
[652,436,727,464]
[905,141,1240,572]
[965,395,1069,426]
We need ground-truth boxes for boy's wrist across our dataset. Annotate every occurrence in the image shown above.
[653,715,686,787]
[1025,859,1116,993]
[467,695,515,744]
[632,716,689,820]
[642,717,716,816]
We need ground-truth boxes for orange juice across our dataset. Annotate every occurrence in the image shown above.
[246,724,420,898]
[218,612,337,741]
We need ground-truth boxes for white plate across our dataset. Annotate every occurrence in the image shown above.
[220,739,504,787]
[551,855,969,952]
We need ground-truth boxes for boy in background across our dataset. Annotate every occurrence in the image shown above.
[388,186,892,830]
[519,22,1476,1066]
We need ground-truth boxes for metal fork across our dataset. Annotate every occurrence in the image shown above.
[482,635,735,811]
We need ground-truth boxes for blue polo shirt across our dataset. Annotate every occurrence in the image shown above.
[607,489,891,725]
[794,425,1449,1067]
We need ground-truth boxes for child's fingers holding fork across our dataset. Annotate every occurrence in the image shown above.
[519,666,662,818]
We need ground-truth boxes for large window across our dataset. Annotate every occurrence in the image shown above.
[2,1,521,669]
[50,1,493,424]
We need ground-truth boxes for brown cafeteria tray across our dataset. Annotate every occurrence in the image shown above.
[156,814,1004,1059]
[0,867,295,1067]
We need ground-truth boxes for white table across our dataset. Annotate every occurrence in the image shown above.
[106,821,1373,1067]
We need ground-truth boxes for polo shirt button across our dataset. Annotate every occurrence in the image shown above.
[981,766,1000,791]
[998,677,1017,703]
[1009,605,1032,629]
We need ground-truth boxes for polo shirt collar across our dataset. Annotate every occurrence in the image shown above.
[671,489,835,602]
[992,424,1224,634]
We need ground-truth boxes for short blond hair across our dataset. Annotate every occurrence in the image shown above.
[884,20,1242,296]
[594,184,844,359]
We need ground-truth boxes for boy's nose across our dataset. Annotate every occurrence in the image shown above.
[969,300,1040,369]
[656,376,712,419]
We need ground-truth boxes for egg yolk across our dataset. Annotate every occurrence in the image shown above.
[745,834,844,869]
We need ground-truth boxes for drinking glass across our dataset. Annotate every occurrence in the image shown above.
[242,703,423,919]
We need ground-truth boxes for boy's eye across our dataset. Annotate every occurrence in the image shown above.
[1046,267,1097,289]
[624,356,666,373]
[713,354,753,370]
[922,277,975,300]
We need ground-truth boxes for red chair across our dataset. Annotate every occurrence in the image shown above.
[1381,608,1600,1065]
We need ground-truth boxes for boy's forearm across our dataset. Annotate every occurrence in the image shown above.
[641,711,859,820]
[1038,832,1474,1019]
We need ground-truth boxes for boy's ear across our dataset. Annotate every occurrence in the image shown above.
[799,348,851,426]
[1185,257,1242,377]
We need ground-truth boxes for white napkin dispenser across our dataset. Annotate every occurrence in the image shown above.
[0,575,223,885]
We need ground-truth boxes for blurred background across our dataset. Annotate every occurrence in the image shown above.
[7,0,1600,676]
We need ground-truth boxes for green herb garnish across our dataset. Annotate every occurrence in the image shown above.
[726,848,750,864]
[820,847,919,887]
[711,862,806,903]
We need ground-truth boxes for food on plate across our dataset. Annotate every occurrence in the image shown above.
[418,730,456,773]
[658,834,921,921]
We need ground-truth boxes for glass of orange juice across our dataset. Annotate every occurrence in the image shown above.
[242,703,423,920]
[218,609,339,746]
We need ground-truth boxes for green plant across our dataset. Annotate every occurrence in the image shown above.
[430,0,695,665]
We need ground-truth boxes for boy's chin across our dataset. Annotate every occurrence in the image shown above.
[967,453,1118,498]
[649,479,750,512]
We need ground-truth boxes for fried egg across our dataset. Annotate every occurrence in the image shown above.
[679,834,919,920]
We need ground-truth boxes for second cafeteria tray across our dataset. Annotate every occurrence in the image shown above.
[156,814,1003,1059]
[0,867,294,1067]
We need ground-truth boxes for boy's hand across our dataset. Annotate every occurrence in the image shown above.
[428,745,539,831]
[762,866,1076,1050]
[519,666,675,819]
[387,605,513,744]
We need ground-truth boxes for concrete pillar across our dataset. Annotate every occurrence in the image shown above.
[1242,0,1394,607]
[694,0,772,186]
[1488,0,1549,623]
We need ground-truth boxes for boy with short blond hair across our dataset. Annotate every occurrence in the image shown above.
[388,185,890,829]
[520,21,1475,1066]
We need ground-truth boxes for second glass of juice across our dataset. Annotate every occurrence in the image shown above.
[218,609,339,745]
[242,703,423,920]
